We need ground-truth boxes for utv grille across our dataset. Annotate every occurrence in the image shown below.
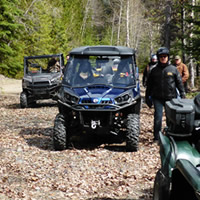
[34,81,50,85]
[88,85,110,90]
[81,99,92,103]
[81,98,113,105]
[101,100,112,104]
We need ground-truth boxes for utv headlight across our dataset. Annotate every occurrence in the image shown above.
[115,94,131,104]
[23,78,32,86]
[51,76,62,84]
[59,87,79,104]
[64,93,79,104]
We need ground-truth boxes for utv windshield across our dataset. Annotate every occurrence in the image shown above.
[63,55,136,88]
[25,56,62,76]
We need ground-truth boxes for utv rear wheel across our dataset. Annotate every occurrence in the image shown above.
[153,170,171,200]
[53,113,69,150]
[20,92,28,108]
[126,113,140,152]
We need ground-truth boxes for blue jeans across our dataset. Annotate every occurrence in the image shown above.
[152,98,166,140]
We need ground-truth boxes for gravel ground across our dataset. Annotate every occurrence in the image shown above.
[0,75,22,96]
[0,76,162,200]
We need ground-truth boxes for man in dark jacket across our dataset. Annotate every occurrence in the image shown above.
[142,54,157,87]
[145,47,185,141]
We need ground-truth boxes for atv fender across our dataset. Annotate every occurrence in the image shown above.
[159,132,176,177]
[176,159,200,195]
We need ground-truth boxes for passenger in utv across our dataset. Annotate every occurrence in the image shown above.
[145,47,185,141]
[112,60,131,84]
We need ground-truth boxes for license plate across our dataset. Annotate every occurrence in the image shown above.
[91,120,100,129]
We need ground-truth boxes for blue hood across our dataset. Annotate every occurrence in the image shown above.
[74,86,125,98]
[62,84,140,106]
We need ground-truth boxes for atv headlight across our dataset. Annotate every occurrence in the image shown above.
[115,94,131,104]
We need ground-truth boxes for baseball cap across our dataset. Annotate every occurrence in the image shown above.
[175,55,181,60]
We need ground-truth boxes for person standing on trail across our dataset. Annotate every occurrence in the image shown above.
[145,47,185,141]
[174,55,189,93]
[142,54,158,87]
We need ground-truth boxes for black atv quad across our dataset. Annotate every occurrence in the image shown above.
[20,54,64,108]
[53,46,141,151]
[153,94,200,200]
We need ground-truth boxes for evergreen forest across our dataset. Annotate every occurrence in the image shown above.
[0,0,199,89]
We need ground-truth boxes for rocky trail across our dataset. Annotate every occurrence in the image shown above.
[0,75,162,200]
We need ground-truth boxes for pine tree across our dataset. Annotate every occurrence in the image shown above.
[0,0,24,77]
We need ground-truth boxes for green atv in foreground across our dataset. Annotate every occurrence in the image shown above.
[153,94,200,200]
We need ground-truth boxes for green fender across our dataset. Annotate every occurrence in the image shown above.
[176,159,200,198]
[159,132,176,177]
[159,132,200,198]
[159,132,200,177]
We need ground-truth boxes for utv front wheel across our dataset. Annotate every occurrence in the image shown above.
[126,113,140,152]
[53,113,69,150]
[20,92,28,108]
[153,170,171,200]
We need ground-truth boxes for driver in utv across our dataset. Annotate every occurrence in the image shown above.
[74,61,93,85]
[47,58,60,73]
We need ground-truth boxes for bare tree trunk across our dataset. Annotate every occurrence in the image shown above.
[117,0,123,46]
[24,0,38,15]
[189,0,195,88]
[148,22,154,56]
[196,64,199,77]
[81,0,91,39]
[111,12,115,45]
[181,1,186,63]
[129,0,144,50]
[126,0,130,47]
[164,0,172,49]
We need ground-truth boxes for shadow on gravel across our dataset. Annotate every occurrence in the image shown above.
[70,134,127,152]
[5,100,57,109]
[138,188,153,200]
[6,103,20,109]
[19,125,156,152]
[19,127,128,152]
[139,136,155,146]
[29,101,58,108]
[87,198,136,200]
[86,187,153,200]
[19,127,54,151]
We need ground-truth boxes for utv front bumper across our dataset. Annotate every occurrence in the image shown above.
[58,95,141,112]
[58,95,141,134]
[26,84,60,99]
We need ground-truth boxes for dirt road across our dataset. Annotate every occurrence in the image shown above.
[0,75,22,96]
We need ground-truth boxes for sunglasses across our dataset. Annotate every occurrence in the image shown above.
[159,55,168,58]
